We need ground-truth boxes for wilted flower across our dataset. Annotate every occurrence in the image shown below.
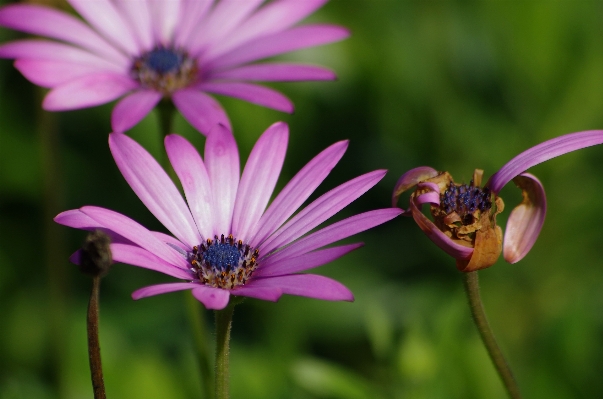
[55,122,400,309]
[0,0,348,134]
[392,130,603,272]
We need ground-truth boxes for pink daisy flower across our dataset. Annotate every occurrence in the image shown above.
[0,0,348,134]
[55,122,401,309]
[392,130,603,272]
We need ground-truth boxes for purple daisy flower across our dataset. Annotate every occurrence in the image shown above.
[392,130,603,272]
[55,122,401,309]
[0,0,348,134]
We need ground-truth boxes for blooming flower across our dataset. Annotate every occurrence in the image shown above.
[0,0,348,134]
[55,122,401,309]
[392,130,603,272]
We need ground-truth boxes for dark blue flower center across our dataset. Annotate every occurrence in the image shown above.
[441,182,492,223]
[145,48,183,74]
[131,46,198,94]
[203,243,242,271]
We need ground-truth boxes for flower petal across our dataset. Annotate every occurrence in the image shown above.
[43,73,137,111]
[487,130,603,193]
[165,134,214,240]
[199,82,294,113]
[204,124,240,236]
[132,282,196,299]
[14,59,107,89]
[192,286,230,309]
[54,209,131,243]
[230,285,282,302]
[109,133,201,248]
[251,140,348,247]
[172,89,231,135]
[114,0,153,51]
[209,63,336,82]
[148,0,181,46]
[232,122,288,241]
[174,0,213,48]
[250,274,354,302]
[110,243,193,280]
[392,166,439,209]
[111,90,162,133]
[503,173,546,264]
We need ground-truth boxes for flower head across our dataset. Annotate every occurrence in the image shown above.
[55,122,401,309]
[0,0,348,134]
[392,130,603,272]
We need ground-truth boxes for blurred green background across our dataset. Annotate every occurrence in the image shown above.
[2,1,603,398]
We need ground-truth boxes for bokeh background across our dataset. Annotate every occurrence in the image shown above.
[2,1,603,398]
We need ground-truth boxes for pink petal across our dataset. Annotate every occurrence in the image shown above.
[192,286,230,309]
[256,243,363,278]
[230,285,282,302]
[0,4,128,64]
[151,231,189,252]
[174,0,213,48]
[148,0,181,46]
[165,134,214,240]
[392,166,439,209]
[207,25,350,70]
[232,122,288,241]
[111,243,193,279]
[209,63,336,82]
[487,130,603,194]
[111,90,162,133]
[249,274,354,302]
[261,170,387,255]
[14,59,107,89]
[199,82,293,113]
[172,89,231,135]
[132,282,197,299]
[54,208,130,243]
[251,140,348,247]
[43,73,137,111]
[109,133,201,248]
[503,173,546,264]
[204,124,240,236]
[114,0,153,51]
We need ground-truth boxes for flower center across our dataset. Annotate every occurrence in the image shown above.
[131,47,198,95]
[440,182,492,225]
[189,234,259,290]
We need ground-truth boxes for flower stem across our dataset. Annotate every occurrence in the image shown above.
[87,275,106,399]
[463,271,522,399]
[214,301,236,399]
[186,293,213,398]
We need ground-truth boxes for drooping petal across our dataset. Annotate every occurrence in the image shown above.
[232,122,288,241]
[172,89,231,135]
[111,90,162,133]
[191,286,230,309]
[198,82,294,113]
[14,59,107,89]
[250,274,354,302]
[251,140,348,247]
[109,133,201,248]
[209,63,336,82]
[487,130,603,194]
[503,173,546,264]
[110,243,193,279]
[256,243,363,278]
[132,282,196,299]
[261,170,387,255]
[54,209,131,243]
[204,124,239,236]
[43,73,137,110]
[392,166,439,209]
[165,134,214,240]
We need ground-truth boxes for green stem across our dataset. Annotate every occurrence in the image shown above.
[463,271,522,399]
[214,302,236,399]
[186,293,213,399]
[157,99,176,139]
[87,276,106,399]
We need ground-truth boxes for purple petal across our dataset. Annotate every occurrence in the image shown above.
[192,286,230,309]
[503,173,546,264]
[261,170,387,255]
[392,166,439,209]
[487,130,603,194]
[165,134,214,240]
[174,0,213,48]
[111,243,193,280]
[249,274,354,302]
[14,59,106,89]
[109,133,201,248]
[207,25,350,70]
[0,4,128,64]
[43,73,137,111]
[151,231,189,253]
[230,285,283,302]
[256,243,363,278]
[54,208,131,243]
[199,82,294,113]
[113,0,153,51]
[208,63,336,82]
[111,90,162,133]
[172,89,231,135]
[148,0,181,46]
[204,124,240,236]
[251,140,348,247]
[132,282,197,300]
[232,122,288,241]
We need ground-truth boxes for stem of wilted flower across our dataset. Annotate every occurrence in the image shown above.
[214,300,237,399]
[463,271,522,399]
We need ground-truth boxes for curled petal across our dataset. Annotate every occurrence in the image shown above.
[191,286,231,309]
[455,225,503,272]
[503,173,546,264]
[392,166,439,209]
